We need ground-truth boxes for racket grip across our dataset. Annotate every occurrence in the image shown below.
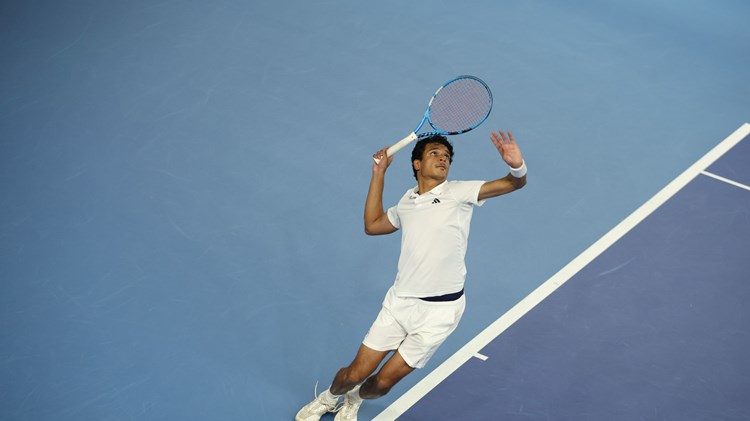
[373,132,418,164]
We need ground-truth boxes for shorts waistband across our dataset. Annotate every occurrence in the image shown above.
[419,289,464,302]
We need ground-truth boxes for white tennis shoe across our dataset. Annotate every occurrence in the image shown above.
[333,386,362,421]
[295,384,340,421]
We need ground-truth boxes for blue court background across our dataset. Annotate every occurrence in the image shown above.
[1,1,749,420]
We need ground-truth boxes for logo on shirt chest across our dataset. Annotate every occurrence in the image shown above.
[431,198,441,204]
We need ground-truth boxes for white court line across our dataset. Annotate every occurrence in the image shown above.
[373,122,750,421]
[701,170,750,192]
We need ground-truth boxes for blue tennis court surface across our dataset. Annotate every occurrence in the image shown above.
[2,1,750,420]
[392,127,750,420]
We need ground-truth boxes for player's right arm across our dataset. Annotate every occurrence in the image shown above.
[364,147,398,236]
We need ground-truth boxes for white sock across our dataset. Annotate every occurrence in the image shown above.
[320,389,340,405]
[346,385,362,402]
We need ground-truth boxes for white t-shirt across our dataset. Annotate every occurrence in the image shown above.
[386,180,486,297]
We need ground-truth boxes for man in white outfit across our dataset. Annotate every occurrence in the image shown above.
[296,130,527,421]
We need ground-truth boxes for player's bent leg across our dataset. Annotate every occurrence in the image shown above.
[334,352,414,421]
[330,344,391,395]
[359,350,415,399]
[296,345,389,421]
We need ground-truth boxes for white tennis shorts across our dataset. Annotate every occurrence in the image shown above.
[363,286,466,369]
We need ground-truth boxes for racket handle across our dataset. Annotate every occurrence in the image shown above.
[373,132,418,164]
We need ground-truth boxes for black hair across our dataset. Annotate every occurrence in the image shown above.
[410,134,454,180]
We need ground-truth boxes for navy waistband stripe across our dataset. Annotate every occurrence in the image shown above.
[419,289,464,302]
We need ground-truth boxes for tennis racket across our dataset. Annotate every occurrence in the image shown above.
[374,75,493,163]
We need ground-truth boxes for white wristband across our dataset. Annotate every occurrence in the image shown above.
[509,160,527,178]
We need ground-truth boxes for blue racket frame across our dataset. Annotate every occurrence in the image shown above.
[374,75,493,163]
[420,74,494,137]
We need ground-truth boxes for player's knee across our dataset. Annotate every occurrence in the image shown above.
[362,374,396,398]
[340,365,369,386]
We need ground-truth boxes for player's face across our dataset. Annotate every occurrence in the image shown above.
[415,143,451,180]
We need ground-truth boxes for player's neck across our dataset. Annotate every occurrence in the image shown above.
[416,176,446,195]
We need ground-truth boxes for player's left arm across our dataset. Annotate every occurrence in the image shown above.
[478,130,527,201]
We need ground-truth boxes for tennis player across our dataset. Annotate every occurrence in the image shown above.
[296,131,527,421]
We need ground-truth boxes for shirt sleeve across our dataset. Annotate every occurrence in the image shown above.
[386,205,401,229]
[451,180,487,206]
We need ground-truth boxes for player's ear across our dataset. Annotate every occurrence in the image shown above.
[413,159,421,172]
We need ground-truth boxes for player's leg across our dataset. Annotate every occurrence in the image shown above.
[296,345,390,421]
[334,351,414,421]
[330,344,391,395]
[296,288,406,421]
[358,350,415,399]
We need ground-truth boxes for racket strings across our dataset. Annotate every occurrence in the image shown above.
[428,79,492,134]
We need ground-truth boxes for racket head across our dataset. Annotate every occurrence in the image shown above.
[425,75,493,135]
